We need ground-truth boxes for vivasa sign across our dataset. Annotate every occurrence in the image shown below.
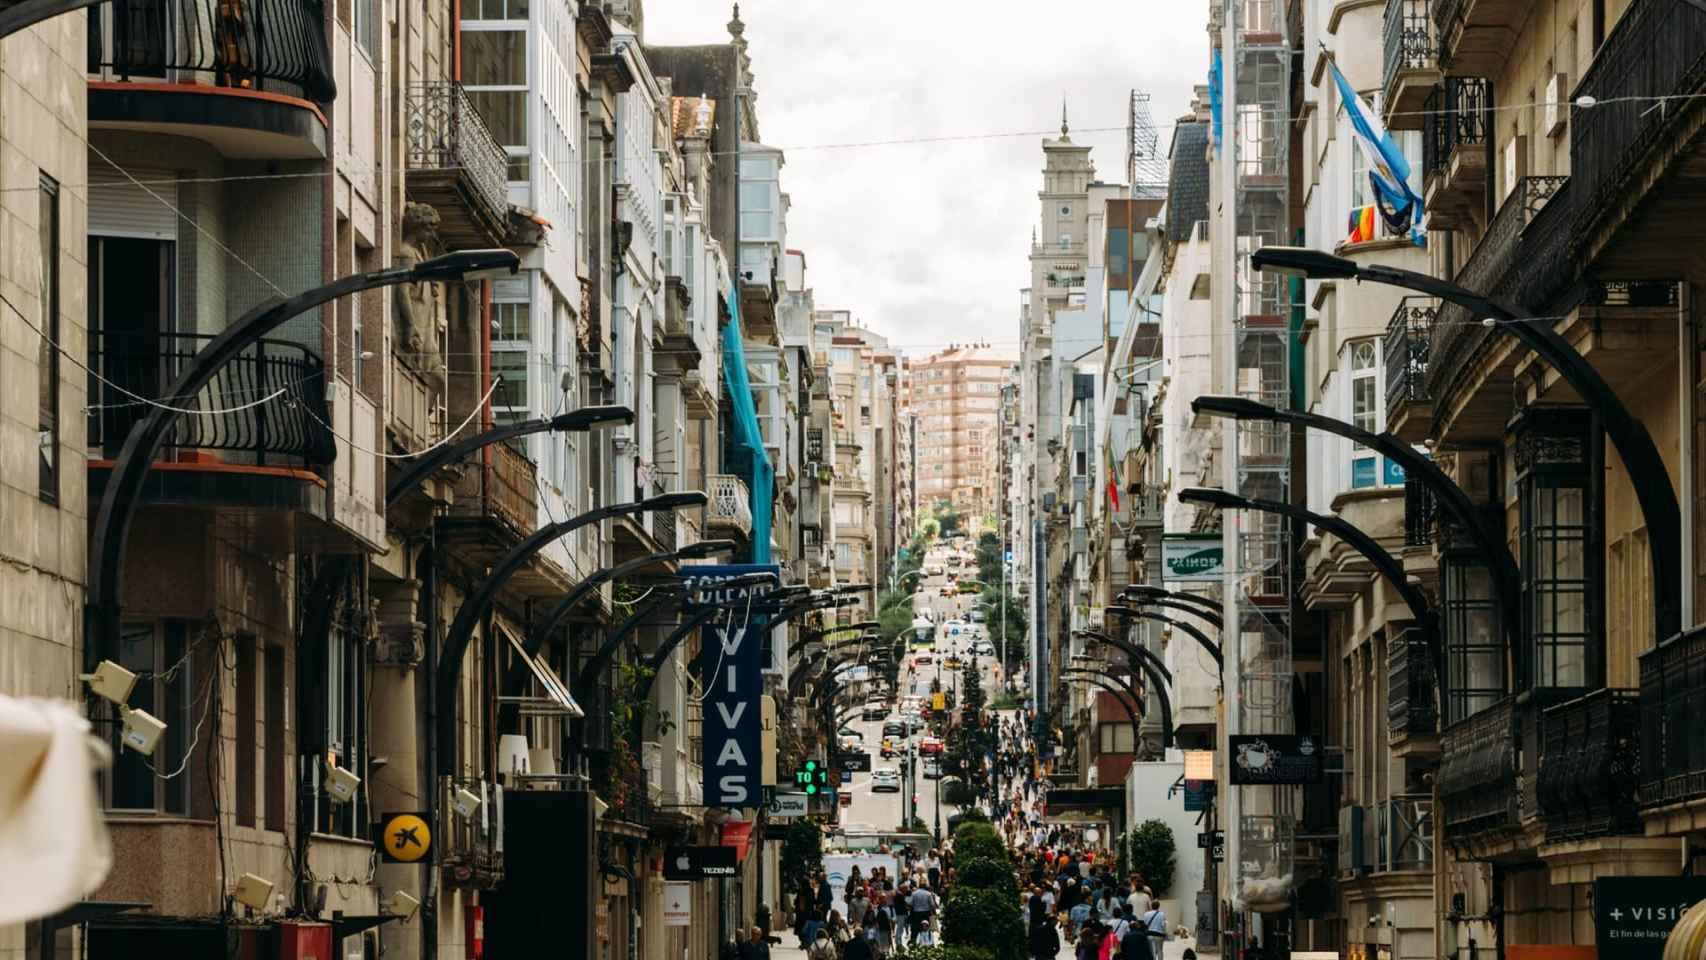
[693,564,779,807]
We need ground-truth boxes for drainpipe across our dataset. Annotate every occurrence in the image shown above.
[422,531,440,960]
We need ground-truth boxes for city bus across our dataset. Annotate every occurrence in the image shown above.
[910,617,935,650]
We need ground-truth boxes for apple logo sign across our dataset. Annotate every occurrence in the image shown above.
[677,854,692,871]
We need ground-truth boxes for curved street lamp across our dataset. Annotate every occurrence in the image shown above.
[435,490,707,770]
[1070,650,1174,751]
[1119,592,1224,631]
[1178,485,1444,715]
[1191,393,1523,656]
[1058,667,1147,754]
[89,248,522,663]
[1105,604,1223,672]
[1122,584,1224,618]
[1251,244,1679,642]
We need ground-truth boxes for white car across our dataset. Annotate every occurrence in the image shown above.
[871,768,901,792]
[972,641,995,657]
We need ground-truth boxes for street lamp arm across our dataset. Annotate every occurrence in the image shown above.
[632,586,796,703]
[90,249,521,665]
[386,405,633,503]
[1122,585,1223,617]
[1120,596,1224,630]
[1179,486,1444,715]
[1106,608,1224,672]
[1252,244,1680,642]
[1189,394,1522,656]
[1059,669,1146,753]
[1074,629,1174,684]
[435,490,703,772]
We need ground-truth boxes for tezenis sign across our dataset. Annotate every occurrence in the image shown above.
[687,564,779,807]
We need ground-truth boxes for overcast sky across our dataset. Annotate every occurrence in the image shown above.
[644,2,1210,358]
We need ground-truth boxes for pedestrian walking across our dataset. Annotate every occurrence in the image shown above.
[1028,915,1060,960]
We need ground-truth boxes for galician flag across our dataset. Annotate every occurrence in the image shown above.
[1329,59,1426,247]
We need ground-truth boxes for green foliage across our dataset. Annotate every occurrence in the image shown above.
[952,823,1009,866]
[941,886,1025,960]
[936,508,964,538]
[1124,819,1177,896]
[954,855,1018,901]
[893,946,996,960]
[781,821,824,896]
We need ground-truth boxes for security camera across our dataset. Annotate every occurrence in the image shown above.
[82,660,138,706]
[233,873,275,913]
[325,760,361,804]
[383,890,421,921]
[119,706,167,756]
[452,786,484,819]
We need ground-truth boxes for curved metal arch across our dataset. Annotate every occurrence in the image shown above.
[90,250,518,664]
[1058,669,1144,753]
[1123,585,1223,617]
[1124,596,1224,631]
[633,594,818,703]
[1076,629,1173,684]
[388,406,632,505]
[1107,607,1224,672]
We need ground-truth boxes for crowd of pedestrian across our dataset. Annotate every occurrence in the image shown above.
[789,848,951,958]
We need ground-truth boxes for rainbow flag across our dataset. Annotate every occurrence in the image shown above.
[1348,205,1377,244]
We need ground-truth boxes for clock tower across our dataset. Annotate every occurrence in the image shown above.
[1028,100,1095,335]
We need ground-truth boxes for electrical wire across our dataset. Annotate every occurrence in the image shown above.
[294,376,502,459]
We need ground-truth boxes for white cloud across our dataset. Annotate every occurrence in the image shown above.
[643,1,1211,355]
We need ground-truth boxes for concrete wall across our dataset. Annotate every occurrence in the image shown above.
[1123,756,1204,933]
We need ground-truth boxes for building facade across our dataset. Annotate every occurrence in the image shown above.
[906,344,1015,523]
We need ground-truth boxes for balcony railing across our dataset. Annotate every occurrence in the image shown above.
[652,478,677,550]
[1388,628,1437,737]
[1427,176,1570,403]
[707,473,752,540]
[1539,688,1640,841]
[405,82,510,247]
[1402,477,1438,547]
[439,776,503,888]
[1383,0,1434,99]
[88,330,334,467]
[1422,78,1490,177]
[1375,794,1435,872]
[1571,0,1706,248]
[451,440,538,537]
[87,0,337,102]
[1638,625,1706,808]
[1439,696,1519,839]
[1383,297,1435,423]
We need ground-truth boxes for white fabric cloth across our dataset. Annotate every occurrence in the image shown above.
[0,697,112,925]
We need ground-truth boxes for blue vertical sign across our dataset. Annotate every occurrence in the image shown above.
[684,564,779,808]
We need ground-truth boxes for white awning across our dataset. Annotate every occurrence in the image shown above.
[500,626,583,718]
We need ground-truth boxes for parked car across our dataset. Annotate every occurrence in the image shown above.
[839,733,862,752]
[872,768,901,792]
[862,704,888,721]
[969,609,986,623]
[972,641,995,657]
[838,726,864,743]
[923,758,943,779]
[919,736,944,755]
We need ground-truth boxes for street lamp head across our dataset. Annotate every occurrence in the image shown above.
[549,405,634,432]
[1177,486,1248,511]
[834,583,873,595]
[411,249,521,283]
[1250,245,1360,281]
[1104,604,1137,618]
[771,585,813,600]
[1191,394,1282,422]
[640,490,709,512]
[675,538,738,561]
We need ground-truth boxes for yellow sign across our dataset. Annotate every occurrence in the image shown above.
[932,692,946,711]
[378,812,432,863]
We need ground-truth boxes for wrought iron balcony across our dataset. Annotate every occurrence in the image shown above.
[1374,794,1434,872]
[87,0,337,102]
[1383,296,1436,441]
[1388,627,1437,738]
[1402,477,1438,548]
[1571,0,1706,257]
[1426,175,1569,405]
[87,330,334,467]
[1638,624,1706,808]
[1439,696,1519,842]
[1538,688,1640,841]
[707,473,753,542]
[1383,0,1438,129]
[405,82,511,250]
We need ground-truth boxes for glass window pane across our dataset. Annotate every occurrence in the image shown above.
[493,351,528,408]
[468,90,528,151]
[463,31,525,85]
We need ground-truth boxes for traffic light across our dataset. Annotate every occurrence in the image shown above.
[793,760,831,795]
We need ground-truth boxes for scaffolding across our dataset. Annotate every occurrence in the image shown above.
[1218,0,1296,922]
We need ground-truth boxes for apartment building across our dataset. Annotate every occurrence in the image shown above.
[906,343,1015,523]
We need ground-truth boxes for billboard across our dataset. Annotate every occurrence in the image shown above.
[686,565,779,807]
[1162,534,1225,582]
